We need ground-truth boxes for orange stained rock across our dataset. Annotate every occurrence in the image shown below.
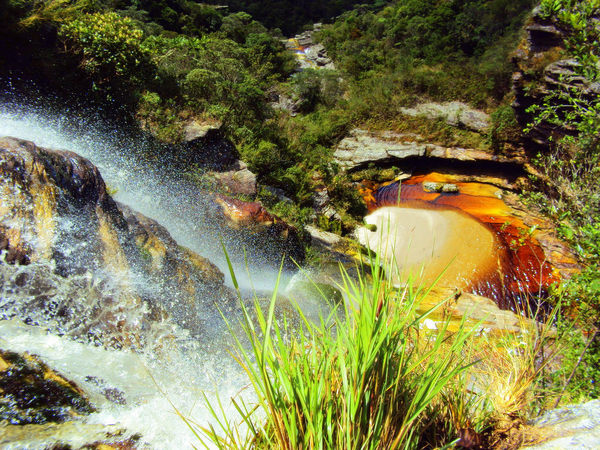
[361,173,560,307]
[215,195,275,226]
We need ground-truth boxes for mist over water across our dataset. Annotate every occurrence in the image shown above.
[0,89,301,446]
[0,94,293,292]
[0,317,252,448]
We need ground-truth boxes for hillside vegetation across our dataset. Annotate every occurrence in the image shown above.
[0,0,536,221]
[1,0,600,439]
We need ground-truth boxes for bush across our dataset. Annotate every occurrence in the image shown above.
[524,0,600,400]
[240,139,284,174]
[291,69,345,113]
[489,103,520,151]
[59,12,153,89]
[184,68,219,102]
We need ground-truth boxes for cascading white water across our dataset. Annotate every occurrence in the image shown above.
[0,98,293,292]
[0,317,252,448]
[0,94,306,447]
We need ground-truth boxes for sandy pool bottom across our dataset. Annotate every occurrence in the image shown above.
[356,206,498,289]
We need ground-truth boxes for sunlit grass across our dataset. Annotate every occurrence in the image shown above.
[183,249,566,449]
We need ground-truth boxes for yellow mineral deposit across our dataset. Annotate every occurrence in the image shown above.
[97,208,141,308]
[30,160,57,261]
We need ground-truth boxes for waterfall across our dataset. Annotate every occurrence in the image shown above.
[0,93,300,447]
[0,97,293,293]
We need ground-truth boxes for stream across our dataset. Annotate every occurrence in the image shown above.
[0,95,303,447]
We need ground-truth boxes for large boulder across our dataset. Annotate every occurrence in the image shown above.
[359,173,579,303]
[205,160,257,196]
[0,136,235,345]
[0,349,142,448]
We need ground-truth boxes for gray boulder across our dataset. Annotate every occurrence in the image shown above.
[399,101,490,133]
[524,400,600,449]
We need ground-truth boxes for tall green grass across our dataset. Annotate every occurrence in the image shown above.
[192,251,488,449]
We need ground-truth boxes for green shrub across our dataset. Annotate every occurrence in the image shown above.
[291,69,345,113]
[136,91,184,142]
[184,68,220,101]
[220,11,266,43]
[488,104,520,151]
[240,140,284,174]
[524,0,600,400]
[59,11,153,88]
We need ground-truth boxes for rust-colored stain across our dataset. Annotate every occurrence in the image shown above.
[361,173,559,308]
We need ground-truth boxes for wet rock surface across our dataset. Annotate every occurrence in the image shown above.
[0,136,236,344]
[358,173,578,306]
[0,420,141,449]
[287,25,335,70]
[0,349,94,425]
[213,194,305,268]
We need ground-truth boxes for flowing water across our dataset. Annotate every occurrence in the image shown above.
[0,95,293,292]
[0,87,553,446]
[0,92,307,447]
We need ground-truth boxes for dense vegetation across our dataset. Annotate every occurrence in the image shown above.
[524,0,600,399]
[1,0,600,444]
[0,0,539,231]
[317,0,537,112]
[203,0,384,35]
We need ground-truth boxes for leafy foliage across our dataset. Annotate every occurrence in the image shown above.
[525,0,600,399]
[318,0,536,107]
[203,0,384,35]
[59,12,153,88]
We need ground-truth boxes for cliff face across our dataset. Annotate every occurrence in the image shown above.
[512,6,600,146]
[0,136,235,347]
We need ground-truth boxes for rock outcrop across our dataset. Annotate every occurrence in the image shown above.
[213,194,305,266]
[524,400,600,449]
[512,7,600,145]
[0,136,235,345]
[0,349,94,425]
[179,120,259,195]
[0,349,142,449]
[399,101,490,133]
[358,172,579,305]
[205,160,257,196]
[333,128,523,173]
[287,24,335,70]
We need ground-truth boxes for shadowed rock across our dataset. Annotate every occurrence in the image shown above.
[512,7,600,145]
[0,349,94,425]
